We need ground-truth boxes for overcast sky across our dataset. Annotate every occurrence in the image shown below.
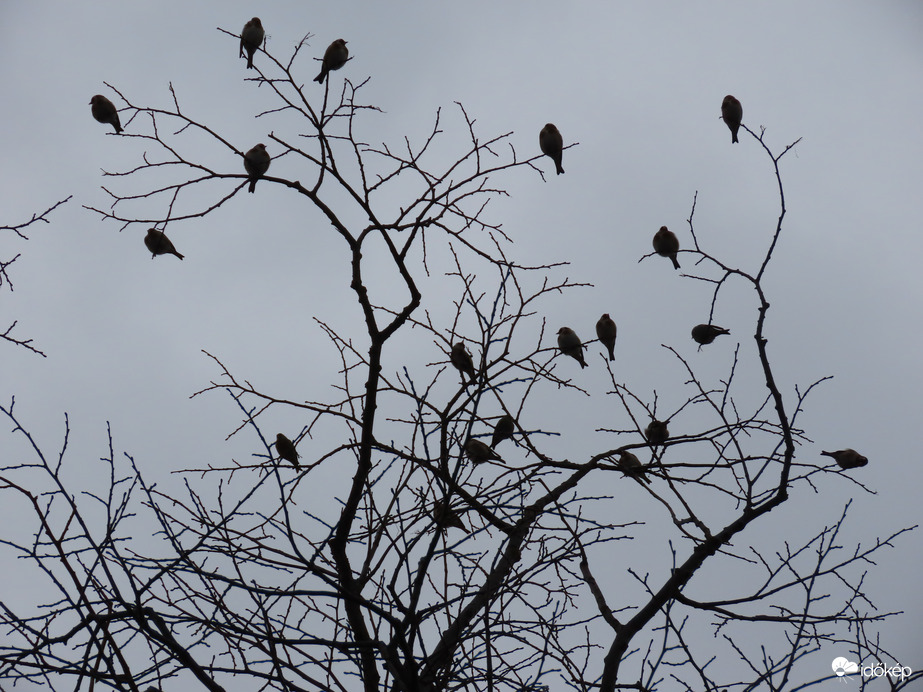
[1,0,921,687]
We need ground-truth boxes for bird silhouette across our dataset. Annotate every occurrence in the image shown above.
[314,39,349,83]
[617,451,651,485]
[490,414,515,448]
[539,123,565,175]
[244,144,271,193]
[721,95,743,143]
[645,419,669,446]
[821,448,868,469]
[240,17,264,69]
[90,95,122,133]
[691,324,730,346]
[557,327,587,368]
[596,314,617,361]
[275,433,300,468]
[144,229,184,260]
[433,499,466,532]
[450,342,477,385]
[652,226,680,270]
[464,438,503,465]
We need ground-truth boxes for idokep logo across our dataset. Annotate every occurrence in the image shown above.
[831,657,858,677]
[831,656,913,683]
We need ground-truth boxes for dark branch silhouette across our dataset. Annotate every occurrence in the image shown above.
[1,29,917,692]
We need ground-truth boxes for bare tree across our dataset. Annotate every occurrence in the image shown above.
[1,196,70,356]
[0,28,918,692]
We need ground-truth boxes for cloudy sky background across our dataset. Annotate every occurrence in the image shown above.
[1,0,921,686]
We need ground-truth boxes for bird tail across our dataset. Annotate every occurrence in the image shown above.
[732,132,739,144]
[248,179,257,193]
[671,255,681,270]
[314,71,325,83]
[556,162,565,175]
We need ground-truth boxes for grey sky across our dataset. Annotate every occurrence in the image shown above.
[1,0,921,686]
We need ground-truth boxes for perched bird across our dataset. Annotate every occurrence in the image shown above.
[464,438,503,465]
[490,414,515,448]
[244,144,271,193]
[596,313,617,361]
[90,95,122,133]
[314,39,349,83]
[144,229,184,260]
[821,448,868,470]
[645,419,669,446]
[652,226,681,270]
[617,451,651,485]
[433,499,465,532]
[721,95,743,144]
[691,324,731,346]
[449,342,477,385]
[240,17,265,70]
[557,327,587,368]
[275,433,300,468]
[539,123,565,175]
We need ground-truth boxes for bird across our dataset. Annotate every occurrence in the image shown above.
[314,39,349,83]
[821,448,868,470]
[539,123,564,175]
[596,314,617,361]
[240,17,265,70]
[691,324,731,346]
[275,433,300,468]
[490,414,515,448]
[90,95,122,133]
[617,451,651,485]
[557,327,587,368]
[645,419,669,446]
[244,144,271,193]
[433,499,466,532]
[144,229,184,260]
[449,342,477,385]
[652,226,681,270]
[464,438,504,465]
[721,95,743,144]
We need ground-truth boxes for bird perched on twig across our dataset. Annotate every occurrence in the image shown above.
[596,314,617,361]
[240,17,264,69]
[464,438,503,465]
[645,419,669,446]
[244,144,271,193]
[821,448,868,470]
[450,342,477,385]
[691,324,730,347]
[433,499,466,532]
[652,226,680,270]
[721,95,743,144]
[90,95,122,133]
[557,327,587,368]
[490,414,515,448]
[144,229,184,260]
[617,451,651,485]
[539,123,565,175]
[314,39,349,83]
[275,433,300,468]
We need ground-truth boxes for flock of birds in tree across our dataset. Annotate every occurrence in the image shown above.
[88,19,867,532]
[89,18,348,260]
